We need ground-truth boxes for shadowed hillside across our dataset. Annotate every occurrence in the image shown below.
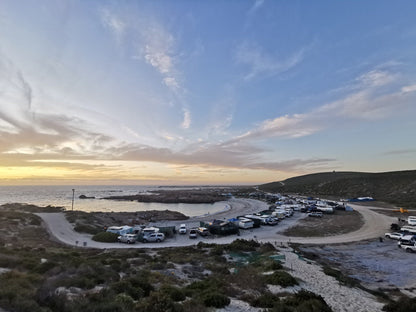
[259,170,416,208]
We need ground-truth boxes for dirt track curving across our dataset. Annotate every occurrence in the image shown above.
[37,200,396,249]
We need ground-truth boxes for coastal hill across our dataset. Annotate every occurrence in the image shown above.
[259,170,416,208]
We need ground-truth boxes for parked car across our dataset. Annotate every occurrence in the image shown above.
[398,235,415,247]
[189,228,198,239]
[197,227,209,236]
[238,218,254,229]
[384,232,404,240]
[142,232,165,243]
[117,234,137,244]
[265,217,279,226]
[141,226,160,235]
[400,243,416,253]
[178,224,187,234]
[308,212,323,218]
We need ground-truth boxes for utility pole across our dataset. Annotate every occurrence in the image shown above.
[71,189,75,211]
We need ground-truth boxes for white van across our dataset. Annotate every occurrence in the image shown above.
[178,224,187,234]
[408,216,416,226]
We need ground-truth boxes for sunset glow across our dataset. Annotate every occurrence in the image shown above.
[1,1,415,185]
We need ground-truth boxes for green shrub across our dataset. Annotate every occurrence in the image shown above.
[202,292,230,308]
[383,296,416,312]
[135,291,184,312]
[285,290,332,312]
[110,280,144,300]
[226,239,260,252]
[114,293,135,310]
[210,245,224,256]
[250,292,280,308]
[266,271,298,287]
[74,223,101,235]
[160,285,186,302]
[33,261,58,274]
[322,266,359,287]
[92,232,119,242]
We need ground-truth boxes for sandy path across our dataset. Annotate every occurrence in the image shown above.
[279,249,385,312]
[36,200,395,249]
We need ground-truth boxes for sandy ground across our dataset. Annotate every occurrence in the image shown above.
[278,249,385,312]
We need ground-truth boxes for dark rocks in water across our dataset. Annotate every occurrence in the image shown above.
[79,195,95,199]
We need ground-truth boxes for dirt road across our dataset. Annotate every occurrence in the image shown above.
[37,201,396,249]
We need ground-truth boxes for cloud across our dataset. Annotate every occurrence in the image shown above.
[356,69,395,87]
[100,8,126,44]
[383,149,416,156]
[236,42,305,80]
[231,67,416,143]
[234,114,322,142]
[402,84,416,93]
[248,0,265,15]
[100,6,190,129]
[181,108,191,129]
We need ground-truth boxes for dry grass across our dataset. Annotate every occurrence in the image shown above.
[282,211,364,237]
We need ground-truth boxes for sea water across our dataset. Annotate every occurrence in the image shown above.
[0,185,229,217]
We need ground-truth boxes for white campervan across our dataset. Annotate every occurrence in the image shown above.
[408,216,416,226]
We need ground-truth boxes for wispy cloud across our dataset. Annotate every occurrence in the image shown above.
[100,8,126,45]
[232,67,416,143]
[235,41,305,80]
[383,149,416,156]
[248,0,265,15]
[0,57,334,176]
[100,7,191,129]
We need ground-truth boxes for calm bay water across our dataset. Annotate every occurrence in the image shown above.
[0,185,229,217]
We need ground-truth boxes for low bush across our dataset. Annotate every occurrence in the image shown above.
[202,292,230,308]
[249,292,280,308]
[135,291,184,312]
[160,285,186,302]
[225,239,260,252]
[285,290,332,311]
[74,223,101,235]
[186,277,230,308]
[322,265,359,287]
[266,271,298,287]
[92,232,119,242]
[383,296,416,312]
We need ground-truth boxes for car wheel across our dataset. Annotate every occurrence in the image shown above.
[143,239,147,243]
[156,239,161,242]
[406,248,413,253]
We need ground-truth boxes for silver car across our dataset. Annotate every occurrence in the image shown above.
[142,232,165,243]
[118,234,137,244]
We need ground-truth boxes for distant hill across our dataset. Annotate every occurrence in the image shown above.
[259,170,416,208]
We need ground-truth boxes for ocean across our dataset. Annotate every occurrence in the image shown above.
[0,185,229,217]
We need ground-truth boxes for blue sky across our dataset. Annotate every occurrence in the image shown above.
[0,0,415,185]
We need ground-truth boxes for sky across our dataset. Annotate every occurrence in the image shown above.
[0,0,415,185]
